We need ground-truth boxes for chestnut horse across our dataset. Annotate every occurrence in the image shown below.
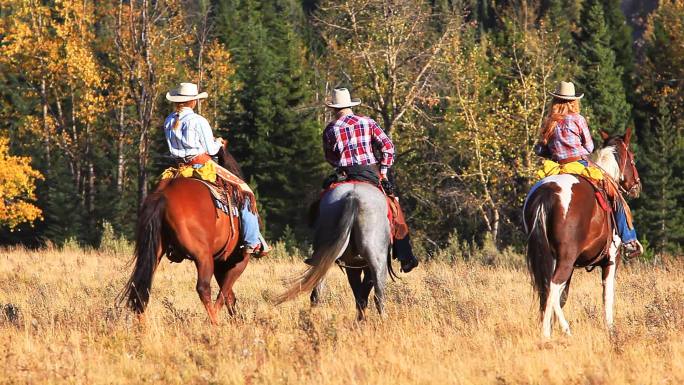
[523,128,641,338]
[120,142,250,324]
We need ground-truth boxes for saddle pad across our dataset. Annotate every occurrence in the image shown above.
[195,179,237,216]
[537,159,604,181]
[161,161,218,183]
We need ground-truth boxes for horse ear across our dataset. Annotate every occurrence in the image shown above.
[624,127,632,144]
[600,130,610,141]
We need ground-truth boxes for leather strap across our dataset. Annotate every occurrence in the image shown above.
[558,156,583,164]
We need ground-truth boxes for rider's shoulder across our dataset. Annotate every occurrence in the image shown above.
[566,112,587,121]
[354,114,378,126]
[185,112,209,125]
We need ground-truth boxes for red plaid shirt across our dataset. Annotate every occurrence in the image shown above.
[546,113,594,162]
[323,114,395,176]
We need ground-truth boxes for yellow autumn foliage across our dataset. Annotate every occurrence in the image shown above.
[0,137,43,229]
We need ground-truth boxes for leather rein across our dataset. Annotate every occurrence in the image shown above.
[616,141,640,196]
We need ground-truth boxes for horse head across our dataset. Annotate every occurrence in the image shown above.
[216,140,245,180]
[600,128,641,198]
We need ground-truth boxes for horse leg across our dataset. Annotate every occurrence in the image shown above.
[194,256,218,325]
[559,272,573,308]
[310,278,326,307]
[213,262,229,315]
[346,268,368,321]
[542,260,574,338]
[216,254,251,317]
[602,236,620,332]
[370,265,387,318]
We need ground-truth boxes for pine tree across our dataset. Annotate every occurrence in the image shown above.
[543,0,579,47]
[635,99,684,255]
[634,0,684,255]
[600,0,634,96]
[216,0,325,239]
[576,0,630,134]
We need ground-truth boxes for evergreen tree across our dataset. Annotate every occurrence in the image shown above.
[542,0,582,44]
[600,0,634,96]
[576,0,630,134]
[633,0,684,256]
[216,0,325,239]
[635,99,684,255]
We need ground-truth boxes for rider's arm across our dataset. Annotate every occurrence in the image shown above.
[322,125,338,167]
[369,119,395,178]
[197,116,222,156]
[578,116,594,153]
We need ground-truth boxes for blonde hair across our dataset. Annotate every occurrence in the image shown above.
[172,100,196,130]
[539,98,581,144]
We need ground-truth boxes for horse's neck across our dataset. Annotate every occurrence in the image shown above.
[218,151,245,179]
[591,146,620,181]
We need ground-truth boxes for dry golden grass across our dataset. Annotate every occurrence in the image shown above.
[1,247,683,384]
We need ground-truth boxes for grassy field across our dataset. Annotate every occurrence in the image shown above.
[0,247,683,385]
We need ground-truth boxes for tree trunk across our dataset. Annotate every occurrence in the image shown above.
[117,102,126,194]
[138,138,148,207]
[88,161,96,216]
[40,79,52,174]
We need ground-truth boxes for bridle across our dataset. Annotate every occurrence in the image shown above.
[616,140,641,196]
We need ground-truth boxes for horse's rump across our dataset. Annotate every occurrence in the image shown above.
[317,180,402,239]
[524,174,613,270]
[161,178,240,260]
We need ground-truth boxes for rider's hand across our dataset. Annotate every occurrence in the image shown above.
[381,178,395,196]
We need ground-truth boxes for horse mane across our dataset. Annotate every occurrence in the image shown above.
[216,142,245,180]
[590,146,620,181]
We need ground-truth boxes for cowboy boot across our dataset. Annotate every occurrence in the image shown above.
[251,235,271,258]
[393,234,419,273]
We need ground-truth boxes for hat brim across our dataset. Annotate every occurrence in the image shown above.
[549,91,584,101]
[325,99,361,108]
[166,92,208,103]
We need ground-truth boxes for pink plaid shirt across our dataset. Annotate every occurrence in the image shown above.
[323,114,395,176]
[546,113,594,162]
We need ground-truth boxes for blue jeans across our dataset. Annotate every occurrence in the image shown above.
[615,204,637,243]
[240,199,262,248]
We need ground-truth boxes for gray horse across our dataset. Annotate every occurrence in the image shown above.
[276,182,397,320]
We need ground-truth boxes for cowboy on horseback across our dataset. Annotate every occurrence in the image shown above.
[535,81,642,258]
[163,82,270,258]
[319,88,419,273]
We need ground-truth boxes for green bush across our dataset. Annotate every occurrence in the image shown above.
[98,221,132,255]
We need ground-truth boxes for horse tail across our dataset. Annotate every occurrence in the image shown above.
[525,192,555,314]
[120,192,166,313]
[275,193,359,304]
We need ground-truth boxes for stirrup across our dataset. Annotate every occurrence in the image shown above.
[623,240,643,258]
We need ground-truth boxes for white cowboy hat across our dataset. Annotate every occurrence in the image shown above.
[166,82,208,103]
[549,81,584,100]
[325,88,361,108]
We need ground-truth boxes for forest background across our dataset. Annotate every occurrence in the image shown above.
[0,0,681,260]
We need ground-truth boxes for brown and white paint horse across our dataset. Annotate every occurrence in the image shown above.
[523,128,641,338]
